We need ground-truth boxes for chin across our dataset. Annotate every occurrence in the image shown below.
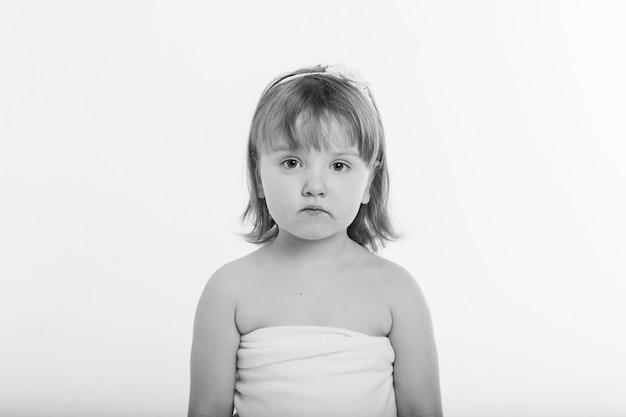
[286,228,345,242]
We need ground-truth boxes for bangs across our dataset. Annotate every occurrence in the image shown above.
[251,76,381,166]
[263,110,357,152]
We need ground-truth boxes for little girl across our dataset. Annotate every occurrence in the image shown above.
[188,64,442,417]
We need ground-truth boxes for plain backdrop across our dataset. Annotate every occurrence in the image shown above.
[1,1,625,416]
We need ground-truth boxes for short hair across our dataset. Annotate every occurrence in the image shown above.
[241,65,398,252]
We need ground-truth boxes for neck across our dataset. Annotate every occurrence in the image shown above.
[266,229,360,268]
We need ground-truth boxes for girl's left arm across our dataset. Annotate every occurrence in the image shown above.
[388,267,443,417]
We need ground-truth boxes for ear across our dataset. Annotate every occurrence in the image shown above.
[361,161,380,205]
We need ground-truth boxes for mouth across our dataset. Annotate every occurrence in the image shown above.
[300,205,330,216]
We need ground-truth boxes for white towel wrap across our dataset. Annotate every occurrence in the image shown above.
[234,326,397,417]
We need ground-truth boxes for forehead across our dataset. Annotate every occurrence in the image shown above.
[259,111,356,153]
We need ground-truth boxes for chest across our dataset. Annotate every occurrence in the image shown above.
[235,268,392,336]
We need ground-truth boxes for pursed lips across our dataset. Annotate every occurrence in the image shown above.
[300,205,331,216]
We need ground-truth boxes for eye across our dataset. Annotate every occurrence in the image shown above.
[280,158,301,169]
[331,161,351,172]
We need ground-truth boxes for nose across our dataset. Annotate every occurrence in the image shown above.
[302,170,326,197]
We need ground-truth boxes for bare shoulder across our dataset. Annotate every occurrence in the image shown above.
[366,257,431,323]
[363,256,424,299]
[373,256,418,285]
[197,250,262,312]
[198,261,238,302]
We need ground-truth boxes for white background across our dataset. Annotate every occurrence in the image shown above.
[1,1,625,416]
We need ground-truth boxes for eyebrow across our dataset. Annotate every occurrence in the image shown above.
[269,147,361,157]
[333,150,361,157]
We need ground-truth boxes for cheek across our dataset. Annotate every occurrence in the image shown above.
[335,178,369,210]
[261,170,286,195]
[339,174,370,196]
[264,187,288,209]
[259,173,293,215]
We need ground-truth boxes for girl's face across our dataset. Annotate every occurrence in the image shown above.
[257,119,374,243]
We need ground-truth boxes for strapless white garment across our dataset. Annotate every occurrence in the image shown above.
[234,326,397,417]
